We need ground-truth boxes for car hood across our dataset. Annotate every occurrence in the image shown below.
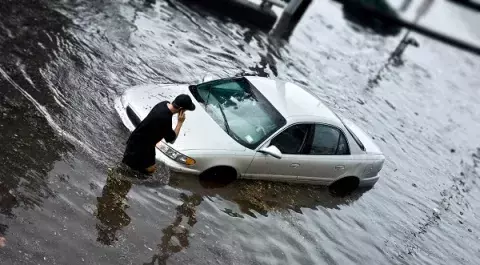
[121,84,246,152]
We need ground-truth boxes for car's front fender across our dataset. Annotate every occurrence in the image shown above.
[183,150,255,176]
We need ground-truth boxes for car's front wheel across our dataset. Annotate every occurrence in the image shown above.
[199,166,237,188]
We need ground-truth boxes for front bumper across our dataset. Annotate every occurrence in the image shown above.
[359,175,380,187]
[155,149,200,175]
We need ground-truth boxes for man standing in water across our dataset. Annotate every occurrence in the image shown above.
[122,94,195,175]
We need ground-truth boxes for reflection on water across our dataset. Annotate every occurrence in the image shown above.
[95,169,133,245]
[236,182,369,214]
[95,164,170,246]
[144,193,202,265]
[170,173,369,216]
[367,31,421,88]
[239,29,282,78]
[334,0,402,36]
[94,166,364,263]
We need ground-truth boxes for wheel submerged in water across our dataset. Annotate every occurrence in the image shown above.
[329,176,359,197]
[199,166,237,188]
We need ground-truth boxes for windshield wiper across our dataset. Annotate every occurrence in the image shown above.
[216,101,231,134]
[205,86,230,135]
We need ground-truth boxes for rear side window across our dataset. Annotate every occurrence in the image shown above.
[336,133,349,155]
[308,124,350,155]
[344,125,365,151]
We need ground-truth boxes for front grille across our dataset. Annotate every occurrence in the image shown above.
[126,106,141,127]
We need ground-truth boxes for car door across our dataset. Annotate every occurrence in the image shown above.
[244,124,312,182]
[295,124,355,185]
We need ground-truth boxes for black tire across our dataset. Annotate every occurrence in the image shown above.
[329,176,360,197]
[199,166,237,188]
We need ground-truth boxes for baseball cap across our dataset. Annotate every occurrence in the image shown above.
[172,94,196,111]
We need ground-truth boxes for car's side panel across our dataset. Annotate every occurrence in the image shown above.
[243,152,299,183]
[294,155,364,185]
[360,156,385,179]
[329,154,384,186]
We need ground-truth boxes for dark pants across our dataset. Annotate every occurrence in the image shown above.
[122,142,155,174]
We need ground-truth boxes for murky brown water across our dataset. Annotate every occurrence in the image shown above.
[1,0,479,264]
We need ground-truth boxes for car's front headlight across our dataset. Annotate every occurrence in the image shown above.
[157,142,196,166]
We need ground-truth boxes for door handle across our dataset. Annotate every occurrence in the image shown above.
[335,165,345,170]
[290,163,300,168]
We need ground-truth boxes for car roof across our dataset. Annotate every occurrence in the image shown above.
[245,76,342,127]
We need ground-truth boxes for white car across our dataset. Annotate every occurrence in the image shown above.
[115,76,384,191]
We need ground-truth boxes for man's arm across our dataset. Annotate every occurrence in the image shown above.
[173,110,186,138]
[173,121,183,138]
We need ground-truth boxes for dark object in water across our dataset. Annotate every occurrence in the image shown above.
[334,0,402,36]
[199,166,237,189]
[328,176,360,197]
[179,0,278,30]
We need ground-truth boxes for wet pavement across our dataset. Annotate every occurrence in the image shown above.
[1,0,480,264]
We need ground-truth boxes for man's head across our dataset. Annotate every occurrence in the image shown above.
[171,94,196,113]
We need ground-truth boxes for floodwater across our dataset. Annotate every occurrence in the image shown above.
[1,0,479,264]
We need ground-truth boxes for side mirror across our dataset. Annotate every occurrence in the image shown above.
[202,75,214,82]
[259,145,282,159]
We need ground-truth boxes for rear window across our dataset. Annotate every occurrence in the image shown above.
[344,124,365,151]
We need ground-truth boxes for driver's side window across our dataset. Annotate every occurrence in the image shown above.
[270,124,310,154]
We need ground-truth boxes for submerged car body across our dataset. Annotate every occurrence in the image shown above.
[115,76,385,188]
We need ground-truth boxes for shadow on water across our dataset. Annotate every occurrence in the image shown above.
[0,0,74,237]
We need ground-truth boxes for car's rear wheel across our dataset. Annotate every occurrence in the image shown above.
[199,166,237,188]
[329,176,359,197]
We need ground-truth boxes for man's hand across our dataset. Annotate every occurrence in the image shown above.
[173,110,186,140]
[0,236,6,248]
[178,110,186,123]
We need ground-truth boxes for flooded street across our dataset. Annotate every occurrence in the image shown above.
[1,0,480,264]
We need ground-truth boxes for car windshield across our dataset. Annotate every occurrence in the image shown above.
[189,77,286,149]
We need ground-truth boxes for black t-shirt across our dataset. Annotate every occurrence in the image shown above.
[122,101,176,170]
